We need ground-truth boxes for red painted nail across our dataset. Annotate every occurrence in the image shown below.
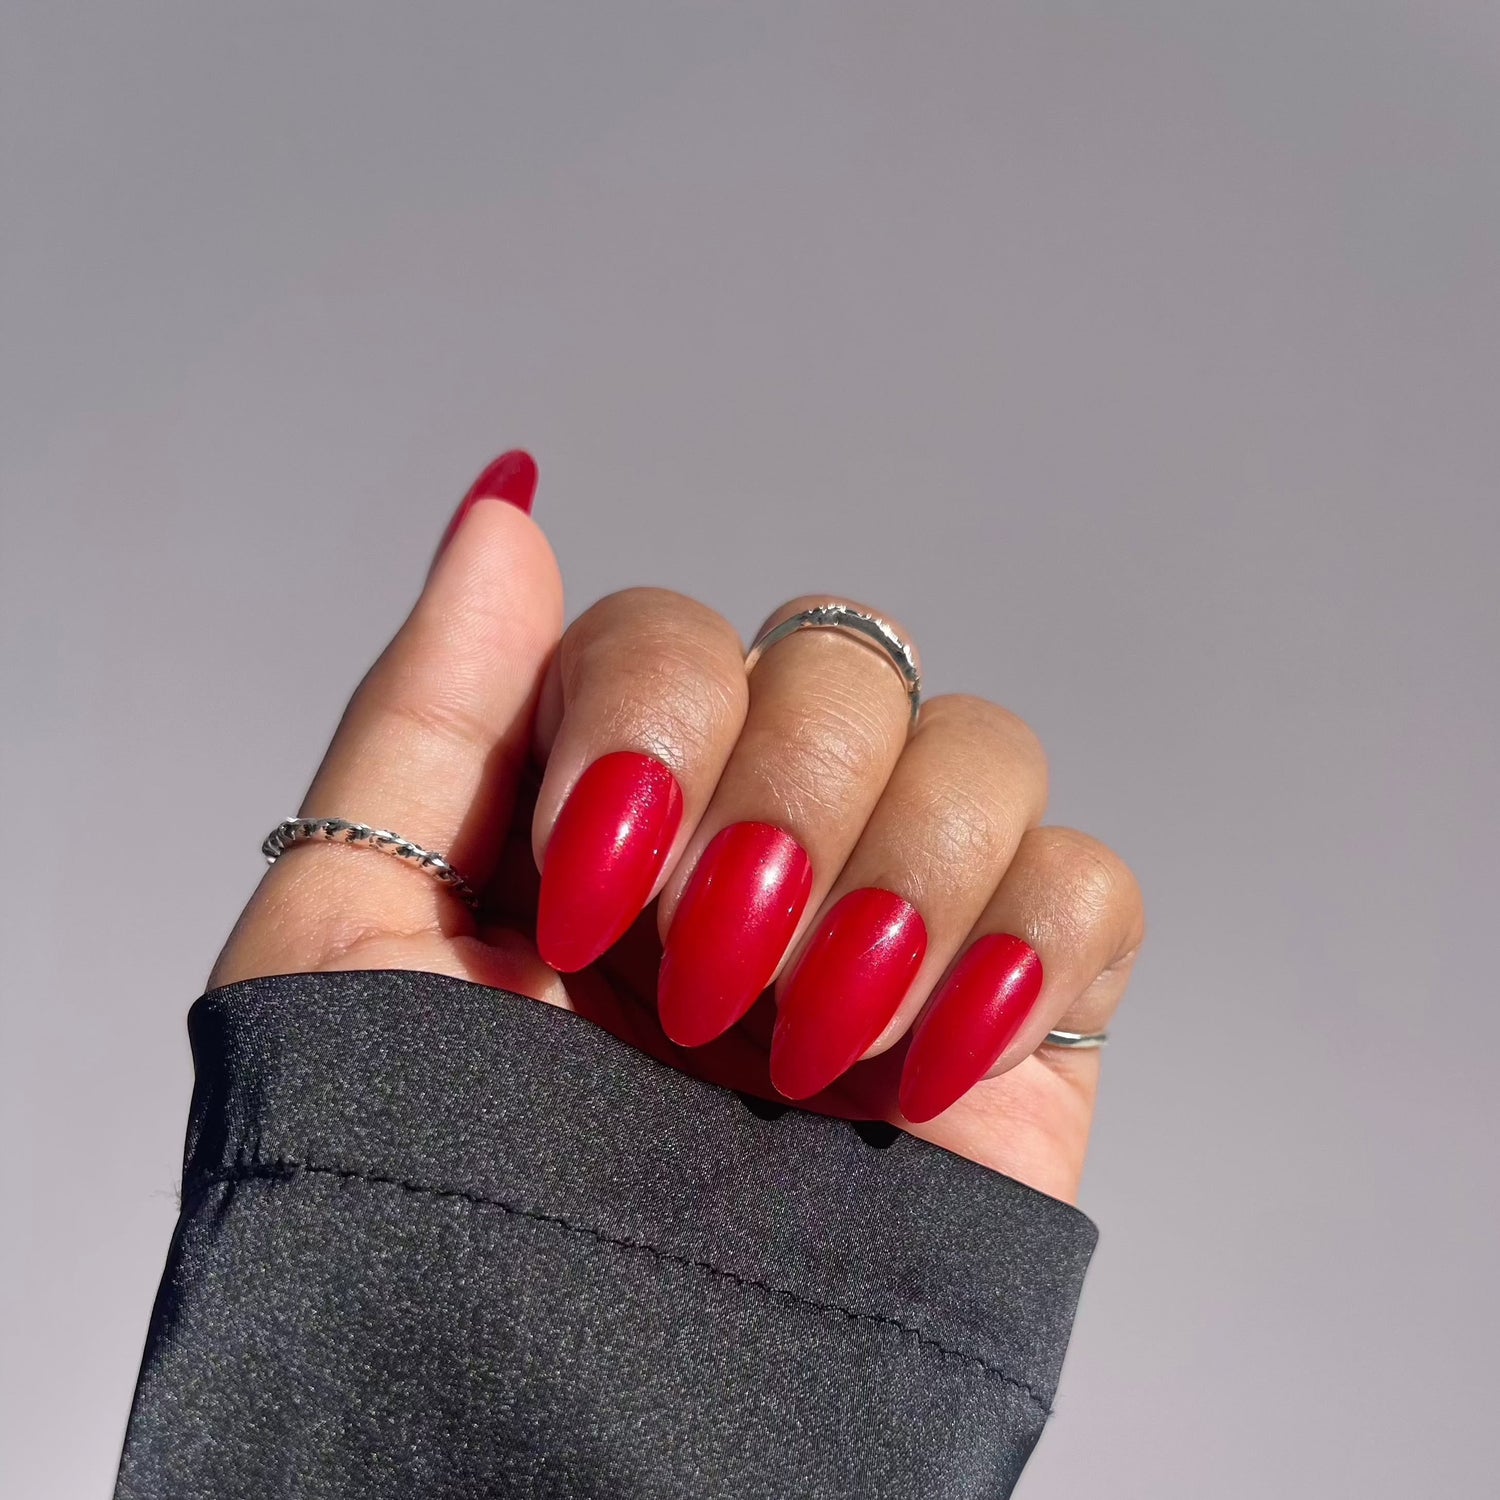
[769,888,927,1100]
[537,751,683,972]
[898,934,1044,1123]
[659,823,813,1048]
[439,449,538,552]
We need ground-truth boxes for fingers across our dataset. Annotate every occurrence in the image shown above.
[529,589,748,971]
[898,826,1145,1123]
[522,574,1140,1133]
[211,453,564,985]
[654,596,917,1046]
[766,694,1049,1099]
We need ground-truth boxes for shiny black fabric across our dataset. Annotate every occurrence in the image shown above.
[116,970,1096,1498]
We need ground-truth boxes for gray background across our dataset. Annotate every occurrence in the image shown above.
[3,3,1497,1495]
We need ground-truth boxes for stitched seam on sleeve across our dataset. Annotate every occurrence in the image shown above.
[191,1157,1053,1415]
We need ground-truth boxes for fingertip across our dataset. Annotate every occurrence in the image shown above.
[473,449,539,515]
[896,935,1045,1123]
[535,752,684,973]
[436,448,542,561]
[423,513,561,687]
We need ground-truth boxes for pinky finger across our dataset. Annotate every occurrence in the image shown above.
[897,827,1145,1124]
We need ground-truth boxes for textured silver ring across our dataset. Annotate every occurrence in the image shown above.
[1042,1028,1109,1050]
[744,603,921,725]
[262,817,479,909]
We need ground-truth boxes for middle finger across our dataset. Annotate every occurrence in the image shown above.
[656,595,916,1046]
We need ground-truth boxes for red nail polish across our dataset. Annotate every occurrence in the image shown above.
[659,823,813,1048]
[537,751,683,973]
[769,889,927,1100]
[898,934,1044,1124]
[439,449,538,551]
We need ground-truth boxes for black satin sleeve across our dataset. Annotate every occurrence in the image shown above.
[114,969,1097,1499]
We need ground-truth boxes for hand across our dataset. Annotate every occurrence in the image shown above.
[213,454,1145,1204]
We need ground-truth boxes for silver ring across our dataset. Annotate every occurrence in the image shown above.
[262,817,479,909]
[744,604,921,725]
[1042,1028,1109,1050]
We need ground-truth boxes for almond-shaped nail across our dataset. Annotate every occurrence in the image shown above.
[659,822,813,1048]
[537,751,683,972]
[898,934,1044,1123]
[769,888,927,1100]
[439,449,538,553]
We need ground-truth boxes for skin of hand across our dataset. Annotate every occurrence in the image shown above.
[213,453,1144,1204]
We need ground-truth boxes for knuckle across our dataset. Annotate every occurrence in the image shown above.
[924,693,1045,760]
[575,588,742,658]
[362,672,496,756]
[747,695,896,822]
[918,693,1050,810]
[592,663,737,771]
[913,779,1013,880]
[1021,827,1146,958]
[559,590,748,764]
[565,589,743,681]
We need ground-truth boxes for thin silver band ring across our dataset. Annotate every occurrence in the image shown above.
[1042,1028,1109,1050]
[744,603,922,726]
[262,817,479,909]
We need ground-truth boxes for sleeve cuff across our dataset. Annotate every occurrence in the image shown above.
[183,969,1096,1411]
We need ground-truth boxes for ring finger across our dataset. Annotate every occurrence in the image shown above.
[767,694,1050,1099]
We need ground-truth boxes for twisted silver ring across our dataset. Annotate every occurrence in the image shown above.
[262,817,480,909]
[1042,1028,1109,1050]
[744,604,921,725]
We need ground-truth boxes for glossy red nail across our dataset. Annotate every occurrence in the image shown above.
[898,934,1044,1123]
[769,888,927,1100]
[658,823,813,1048]
[439,449,538,551]
[537,751,683,973]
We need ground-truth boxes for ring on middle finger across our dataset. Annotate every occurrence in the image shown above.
[744,602,922,726]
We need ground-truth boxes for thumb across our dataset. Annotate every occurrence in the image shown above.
[215,451,565,982]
